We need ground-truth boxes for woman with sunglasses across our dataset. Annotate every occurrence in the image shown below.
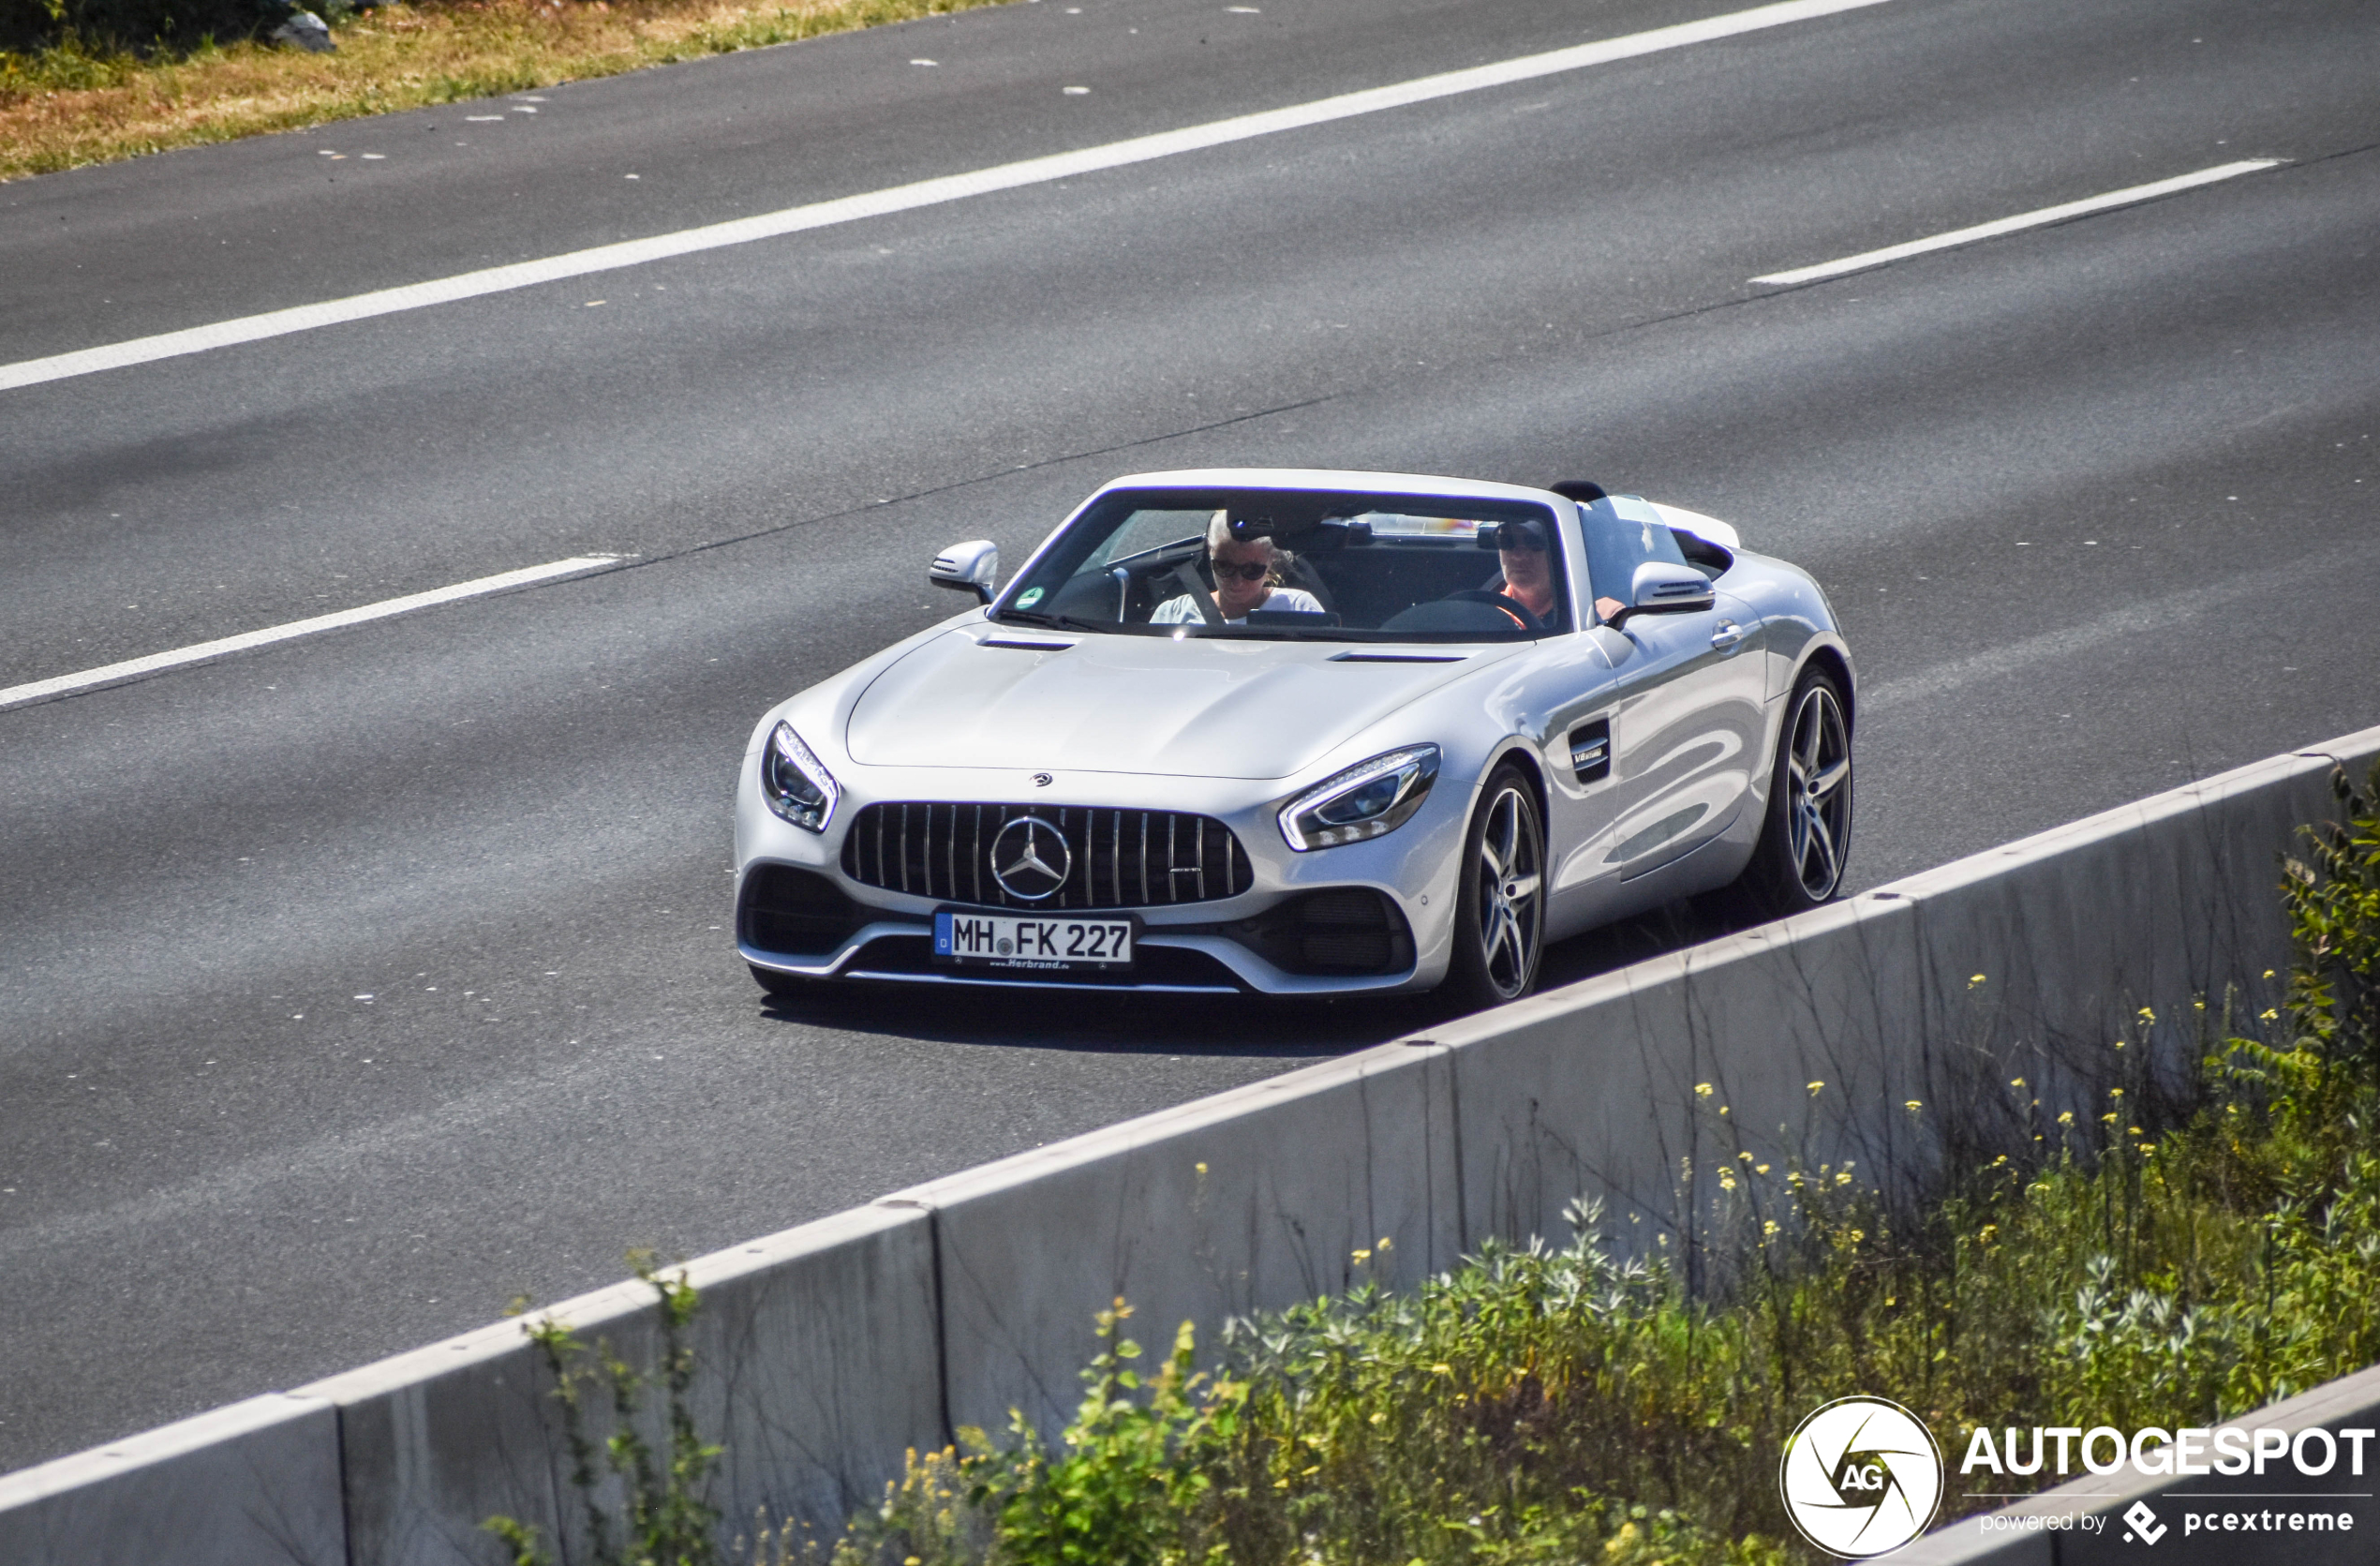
[1151,510,1324,626]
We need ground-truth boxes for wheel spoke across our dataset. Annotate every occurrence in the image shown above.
[1804,806,1838,889]
[1505,872,1541,902]
[1806,757,1850,801]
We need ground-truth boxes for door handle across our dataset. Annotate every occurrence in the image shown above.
[1711,619,1748,650]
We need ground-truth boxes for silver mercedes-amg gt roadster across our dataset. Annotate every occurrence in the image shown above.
[734,469,1853,1007]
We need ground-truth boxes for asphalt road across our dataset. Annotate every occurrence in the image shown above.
[4,0,2376,1474]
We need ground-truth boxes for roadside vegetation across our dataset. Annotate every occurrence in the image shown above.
[0,0,1005,182]
[506,764,2380,1566]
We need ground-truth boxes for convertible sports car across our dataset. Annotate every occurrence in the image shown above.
[734,469,1853,1007]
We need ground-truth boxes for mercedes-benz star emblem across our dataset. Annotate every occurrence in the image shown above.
[990,815,1071,902]
[1032,772,1054,787]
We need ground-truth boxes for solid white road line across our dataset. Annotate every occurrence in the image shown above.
[0,0,1893,395]
[0,555,622,712]
[1750,158,2285,287]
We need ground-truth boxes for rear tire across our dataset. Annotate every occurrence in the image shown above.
[1445,766,1547,1009]
[1730,667,1853,917]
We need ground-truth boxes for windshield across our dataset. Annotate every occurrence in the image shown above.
[997,486,1571,641]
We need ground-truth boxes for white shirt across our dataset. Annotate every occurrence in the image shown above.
[1152,588,1325,626]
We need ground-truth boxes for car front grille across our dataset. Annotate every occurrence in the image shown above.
[840,802,1254,909]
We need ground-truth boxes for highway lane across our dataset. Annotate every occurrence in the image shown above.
[5,0,2379,1472]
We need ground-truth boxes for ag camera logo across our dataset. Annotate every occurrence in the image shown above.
[1779,1395,1944,1558]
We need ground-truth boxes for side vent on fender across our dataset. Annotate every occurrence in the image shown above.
[1569,719,1612,783]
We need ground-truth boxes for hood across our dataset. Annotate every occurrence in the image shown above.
[843,630,1505,781]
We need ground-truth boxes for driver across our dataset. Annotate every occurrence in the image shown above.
[1153,511,1324,626]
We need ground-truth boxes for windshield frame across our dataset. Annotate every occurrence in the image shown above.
[990,485,1582,643]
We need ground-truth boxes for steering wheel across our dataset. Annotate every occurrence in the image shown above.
[1445,589,1547,634]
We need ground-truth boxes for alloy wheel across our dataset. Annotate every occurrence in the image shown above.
[1473,783,1543,998]
[1783,683,1852,900]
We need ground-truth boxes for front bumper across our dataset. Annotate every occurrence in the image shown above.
[733,754,1469,995]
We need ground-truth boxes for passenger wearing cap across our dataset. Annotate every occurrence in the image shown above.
[1152,511,1325,626]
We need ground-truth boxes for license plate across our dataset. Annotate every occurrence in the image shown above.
[933,910,1135,970]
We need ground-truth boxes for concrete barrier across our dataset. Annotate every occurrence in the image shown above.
[299,1202,943,1566]
[1429,890,1925,1269]
[5,724,2374,1564]
[0,1394,344,1566]
[1429,730,2380,1258]
[885,1039,1461,1443]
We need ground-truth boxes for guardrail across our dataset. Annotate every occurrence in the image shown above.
[4,723,2374,1566]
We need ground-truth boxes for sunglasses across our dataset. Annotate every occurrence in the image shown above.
[1213,560,1272,582]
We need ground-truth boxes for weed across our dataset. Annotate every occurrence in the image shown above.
[487,1252,723,1566]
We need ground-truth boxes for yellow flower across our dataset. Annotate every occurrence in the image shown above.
[1718,1105,1731,1116]
[1738,1150,1754,1162]
[1718,1171,1738,1191]
[1430,1364,1453,1375]
[2264,969,2276,979]
[2109,1086,2124,1097]
[1695,1082,1714,1097]
[1755,1164,1771,1175]
[1763,1220,1779,1237]
[1905,1099,1924,1111]
[1352,1248,1372,1263]
[2102,1112,2119,1125]
[1369,1410,1387,1425]
[1970,974,1986,985]
[1807,1081,1826,1095]
[2059,1111,2075,1126]
[1377,1235,1394,1251]
[1836,1171,1853,1186]
[2010,1077,2026,1089]
[2137,1006,2156,1022]
[2260,1008,2280,1022]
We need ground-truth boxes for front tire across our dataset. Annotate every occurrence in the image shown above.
[1445,766,1547,1008]
[1733,667,1853,917]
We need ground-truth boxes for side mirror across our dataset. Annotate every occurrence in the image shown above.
[929,540,998,604]
[1604,560,1715,632]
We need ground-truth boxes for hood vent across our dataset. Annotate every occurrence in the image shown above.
[1328,651,1468,664]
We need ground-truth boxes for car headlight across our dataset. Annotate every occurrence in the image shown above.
[762,722,840,833]
[1279,744,1440,851]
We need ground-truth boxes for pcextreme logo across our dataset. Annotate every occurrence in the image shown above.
[1778,1395,1944,1559]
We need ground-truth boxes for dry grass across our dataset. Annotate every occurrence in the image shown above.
[0,0,1008,181]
